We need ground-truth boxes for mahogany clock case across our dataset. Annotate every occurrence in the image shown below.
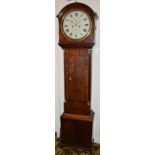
[57,2,98,150]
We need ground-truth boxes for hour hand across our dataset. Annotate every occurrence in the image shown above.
[70,20,76,25]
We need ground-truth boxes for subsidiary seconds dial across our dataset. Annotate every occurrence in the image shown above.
[62,10,92,40]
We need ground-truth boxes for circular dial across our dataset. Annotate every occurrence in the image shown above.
[62,10,91,40]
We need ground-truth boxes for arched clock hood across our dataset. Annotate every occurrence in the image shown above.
[57,2,98,48]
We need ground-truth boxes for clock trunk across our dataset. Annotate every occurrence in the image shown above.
[64,48,91,115]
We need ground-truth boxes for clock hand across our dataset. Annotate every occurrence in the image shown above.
[77,15,83,24]
[70,20,76,26]
[76,20,81,26]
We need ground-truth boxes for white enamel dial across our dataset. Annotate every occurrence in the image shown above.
[62,10,91,40]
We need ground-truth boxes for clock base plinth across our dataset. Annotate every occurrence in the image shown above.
[60,111,94,150]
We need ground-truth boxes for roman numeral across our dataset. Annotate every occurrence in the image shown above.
[70,33,72,36]
[83,29,87,32]
[75,12,78,16]
[85,24,89,26]
[75,34,77,38]
[84,18,87,21]
[66,29,69,33]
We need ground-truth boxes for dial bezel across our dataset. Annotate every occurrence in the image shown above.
[61,9,92,41]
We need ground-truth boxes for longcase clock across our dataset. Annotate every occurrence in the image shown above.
[57,2,98,150]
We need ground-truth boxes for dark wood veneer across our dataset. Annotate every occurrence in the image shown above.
[60,111,94,149]
[64,48,91,115]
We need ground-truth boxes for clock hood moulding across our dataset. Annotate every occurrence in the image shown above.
[57,3,97,19]
[57,2,98,48]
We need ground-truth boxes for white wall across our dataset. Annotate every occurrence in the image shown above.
[55,0,100,143]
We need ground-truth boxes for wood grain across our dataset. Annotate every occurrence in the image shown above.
[60,111,94,150]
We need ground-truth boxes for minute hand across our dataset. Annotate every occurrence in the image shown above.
[76,20,81,26]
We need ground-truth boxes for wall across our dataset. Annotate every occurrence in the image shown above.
[55,0,100,143]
